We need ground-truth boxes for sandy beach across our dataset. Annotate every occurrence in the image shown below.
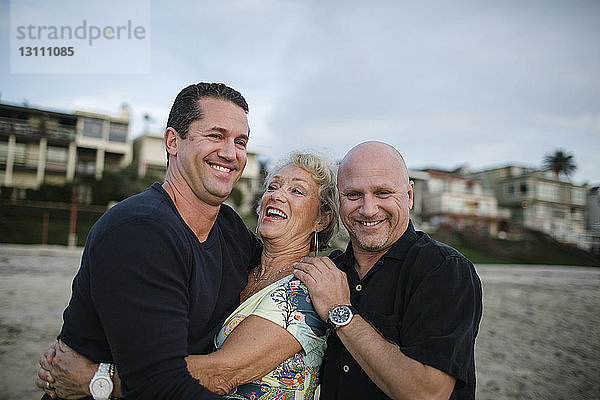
[0,244,598,399]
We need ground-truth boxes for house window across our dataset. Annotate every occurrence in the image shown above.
[109,123,128,143]
[571,189,584,204]
[47,146,68,163]
[536,205,546,218]
[571,209,583,220]
[11,142,27,165]
[505,183,515,197]
[552,210,565,219]
[520,181,528,194]
[537,183,558,201]
[428,179,445,194]
[82,118,104,139]
[0,142,8,162]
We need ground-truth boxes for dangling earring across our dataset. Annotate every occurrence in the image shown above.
[312,231,319,257]
[255,205,262,236]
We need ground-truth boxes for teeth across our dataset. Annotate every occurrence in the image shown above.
[267,208,287,219]
[361,221,379,226]
[210,164,232,173]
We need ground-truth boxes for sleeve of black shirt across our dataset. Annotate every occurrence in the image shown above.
[399,255,482,386]
[88,218,220,399]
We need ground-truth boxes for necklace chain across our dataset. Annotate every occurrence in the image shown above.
[253,265,293,282]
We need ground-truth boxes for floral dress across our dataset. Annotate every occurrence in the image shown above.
[215,275,329,400]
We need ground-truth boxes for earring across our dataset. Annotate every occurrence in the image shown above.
[312,231,319,257]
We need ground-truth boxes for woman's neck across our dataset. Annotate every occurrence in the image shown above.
[241,241,310,302]
[259,241,310,274]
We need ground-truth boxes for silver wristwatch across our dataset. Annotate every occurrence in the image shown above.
[327,304,358,330]
[89,362,114,400]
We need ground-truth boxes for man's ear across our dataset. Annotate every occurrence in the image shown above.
[165,127,179,158]
[316,210,332,232]
[408,180,415,210]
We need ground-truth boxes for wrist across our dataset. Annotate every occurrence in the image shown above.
[84,363,97,395]
[89,363,114,400]
[327,304,358,330]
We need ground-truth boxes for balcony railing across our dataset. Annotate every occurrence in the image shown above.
[0,117,76,141]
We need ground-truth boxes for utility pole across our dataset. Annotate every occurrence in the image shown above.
[68,186,78,247]
[42,212,49,246]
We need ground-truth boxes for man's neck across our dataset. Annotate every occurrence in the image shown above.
[352,248,387,280]
[351,223,410,279]
[162,180,220,242]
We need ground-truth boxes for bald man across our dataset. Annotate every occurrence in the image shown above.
[295,141,482,400]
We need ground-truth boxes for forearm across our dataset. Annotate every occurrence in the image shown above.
[336,316,455,400]
[186,353,232,395]
[185,352,258,395]
[186,315,303,394]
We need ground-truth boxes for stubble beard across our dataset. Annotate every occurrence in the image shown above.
[349,222,392,252]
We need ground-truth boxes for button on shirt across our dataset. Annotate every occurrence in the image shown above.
[320,221,483,400]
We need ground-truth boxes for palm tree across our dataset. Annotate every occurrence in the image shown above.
[543,149,576,180]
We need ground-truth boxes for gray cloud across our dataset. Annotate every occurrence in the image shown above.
[1,0,598,184]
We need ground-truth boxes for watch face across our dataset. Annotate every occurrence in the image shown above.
[91,377,112,396]
[330,305,352,325]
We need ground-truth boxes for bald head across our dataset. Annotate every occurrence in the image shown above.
[339,141,409,186]
[337,141,414,256]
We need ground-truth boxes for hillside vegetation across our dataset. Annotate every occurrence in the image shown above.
[430,224,599,266]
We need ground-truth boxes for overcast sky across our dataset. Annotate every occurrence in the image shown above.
[1,0,598,185]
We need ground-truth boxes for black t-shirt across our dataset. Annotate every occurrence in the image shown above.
[57,183,263,399]
[320,221,482,400]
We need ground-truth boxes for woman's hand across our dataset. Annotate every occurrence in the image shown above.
[36,340,97,399]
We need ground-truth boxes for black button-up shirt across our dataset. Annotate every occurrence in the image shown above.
[321,221,482,400]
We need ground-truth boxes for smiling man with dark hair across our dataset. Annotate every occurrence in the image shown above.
[37,83,262,400]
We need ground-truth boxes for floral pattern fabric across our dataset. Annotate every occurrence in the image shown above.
[215,275,329,400]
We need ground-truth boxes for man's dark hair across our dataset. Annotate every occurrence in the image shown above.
[166,82,249,139]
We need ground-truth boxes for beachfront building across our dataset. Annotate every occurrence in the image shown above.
[133,131,166,179]
[408,169,429,229]
[585,186,600,253]
[477,165,587,247]
[587,187,600,231]
[0,103,77,191]
[75,107,131,181]
[0,102,131,199]
[414,168,510,236]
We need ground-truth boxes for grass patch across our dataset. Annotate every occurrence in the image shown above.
[0,202,104,246]
[429,224,599,266]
